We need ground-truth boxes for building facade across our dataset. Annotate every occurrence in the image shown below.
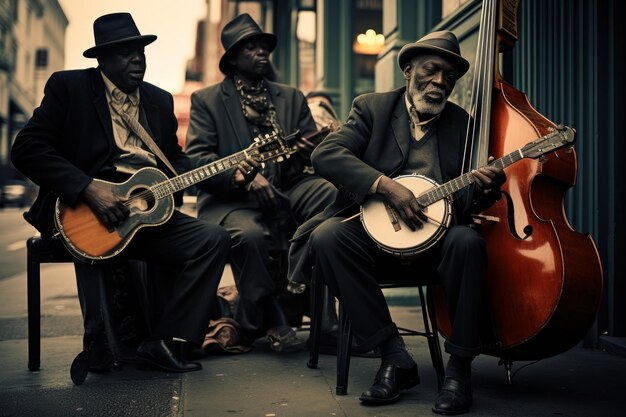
[0,0,67,185]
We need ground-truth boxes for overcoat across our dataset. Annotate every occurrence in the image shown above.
[11,68,188,236]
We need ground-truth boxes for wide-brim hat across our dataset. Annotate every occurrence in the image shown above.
[83,13,157,58]
[398,30,470,77]
[219,13,277,74]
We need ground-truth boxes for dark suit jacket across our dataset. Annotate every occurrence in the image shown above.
[287,86,476,284]
[11,68,188,236]
[312,86,474,221]
[185,76,318,225]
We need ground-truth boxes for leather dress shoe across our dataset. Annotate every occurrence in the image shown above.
[359,363,420,405]
[432,376,473,415]
[136,340,202,373]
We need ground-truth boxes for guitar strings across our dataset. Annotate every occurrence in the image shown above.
[113,129,318,208]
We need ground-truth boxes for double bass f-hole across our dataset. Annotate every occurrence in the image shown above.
[501,190,532,240]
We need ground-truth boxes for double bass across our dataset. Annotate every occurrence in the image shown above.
[432,0,603,382]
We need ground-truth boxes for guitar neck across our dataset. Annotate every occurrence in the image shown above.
[151,150,249,199]
[150,127,333,199]
[417,148,524,206]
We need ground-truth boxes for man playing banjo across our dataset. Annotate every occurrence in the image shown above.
[288,31,505,414]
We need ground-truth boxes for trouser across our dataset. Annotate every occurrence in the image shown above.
[309,217,485,358]
[219,176,337,341]
[75,210,230,346]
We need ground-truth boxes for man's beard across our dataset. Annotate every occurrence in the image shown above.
[411,89,447,117]
[408,78,448,118]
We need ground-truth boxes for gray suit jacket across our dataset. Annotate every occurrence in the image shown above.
[185,76,318,225]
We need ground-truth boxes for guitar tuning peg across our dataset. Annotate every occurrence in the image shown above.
[254,137,260,142]
[276,156,284,162]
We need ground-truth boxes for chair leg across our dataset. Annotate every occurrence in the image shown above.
[98,273,122,366]
[336,303,352,395]
[307,271,324,369]
[420,286,445,391]
[26,238,41,371]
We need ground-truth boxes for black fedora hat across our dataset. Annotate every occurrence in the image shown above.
[219,13,277,74]
[83,13,157,58]
[398,30,470,77]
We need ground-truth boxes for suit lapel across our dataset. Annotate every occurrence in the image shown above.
[88,69,118,178]
[436,104,464,182]
[138,85,160,140]
[222,78,254,148]
[91,70,115,145]
[267,81,287,131]
[389,95,411,176]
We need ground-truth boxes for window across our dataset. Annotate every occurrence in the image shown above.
[35,48,47,69]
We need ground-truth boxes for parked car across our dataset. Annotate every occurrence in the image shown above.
[0,179,37,208]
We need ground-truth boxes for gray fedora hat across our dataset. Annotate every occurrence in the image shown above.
[83,13,157,58]
[398,30,470,77]
[219,13,277,74]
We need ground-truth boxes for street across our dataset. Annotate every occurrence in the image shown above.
[0,207,625,416]
[0,207,83,342]
[0,208,39,282]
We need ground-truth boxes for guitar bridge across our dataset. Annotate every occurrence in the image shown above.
[384,203,402,232]
[472,214,500,224]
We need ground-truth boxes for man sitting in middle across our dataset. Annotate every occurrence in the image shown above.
[185,13,336,351]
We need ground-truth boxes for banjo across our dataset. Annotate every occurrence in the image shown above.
[358,125,575,259]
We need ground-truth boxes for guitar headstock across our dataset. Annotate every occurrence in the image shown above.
[246,130,300,163]
[522,125,576,160]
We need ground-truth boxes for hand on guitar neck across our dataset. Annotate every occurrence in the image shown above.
[471,156,506,196]
[232,156,261,187]
[82,180,130,232]
[233,155,278,211]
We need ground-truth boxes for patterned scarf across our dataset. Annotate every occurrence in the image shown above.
[233,75,281,134]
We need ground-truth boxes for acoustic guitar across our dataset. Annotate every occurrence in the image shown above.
[359,125,575,259]
[54,130,304,262]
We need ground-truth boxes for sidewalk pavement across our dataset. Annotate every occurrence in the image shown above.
[1,263,625,416]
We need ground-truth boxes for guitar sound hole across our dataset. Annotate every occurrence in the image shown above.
[128,188,155,212]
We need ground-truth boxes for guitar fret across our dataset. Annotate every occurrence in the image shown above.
[149,130,303,199]
[152,186,160,199]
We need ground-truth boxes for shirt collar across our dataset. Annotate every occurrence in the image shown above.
[101,71,140,107]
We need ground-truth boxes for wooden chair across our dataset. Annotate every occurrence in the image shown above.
[26,235,77,371]
[26,235,140,375]
[307,269,445,395]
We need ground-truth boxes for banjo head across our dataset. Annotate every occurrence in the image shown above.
[361,175,452,258]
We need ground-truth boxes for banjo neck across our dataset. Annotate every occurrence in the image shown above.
[418,148,523,206]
